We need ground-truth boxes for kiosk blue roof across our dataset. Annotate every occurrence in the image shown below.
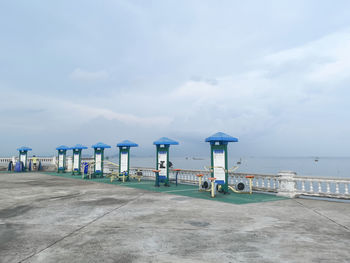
[117,140,138,147]
[153,137,179,145]
[92,142,111,149]
[71,144,88,150]
[17,146,32,152]
[205,132,238,143]
[56,145,71,151]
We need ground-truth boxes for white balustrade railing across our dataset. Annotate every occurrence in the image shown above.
[1,157,349,199]
[0,156,56,165]
[128,168,349,200]
[294,176,350,199]
[0,158,12,163]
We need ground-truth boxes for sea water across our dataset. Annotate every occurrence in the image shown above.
[126,156,350,178]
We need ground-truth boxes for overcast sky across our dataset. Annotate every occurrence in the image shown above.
[1,0,350,157]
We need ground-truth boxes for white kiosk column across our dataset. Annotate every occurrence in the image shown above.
[17,146,32,171]
[91,142,111,178]
[71,144,88,175]
[205,132,238,193]
[153,137,179,187]
[56,145,70,173]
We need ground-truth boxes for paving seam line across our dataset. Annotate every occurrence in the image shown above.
[294,199,350,232]
[18,192,144,263]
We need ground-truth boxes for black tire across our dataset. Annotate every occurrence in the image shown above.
[202,181,209,189]
[237,182,245,191]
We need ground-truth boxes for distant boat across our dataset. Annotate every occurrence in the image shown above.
[314,157,319,162]
[185,157,204,160]
[237,158,242,165]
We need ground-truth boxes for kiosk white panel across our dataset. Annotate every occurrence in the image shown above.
[158,151,167,176]
[95,153,102,171]
[120,152,128,173]
[59,154,64,168]
[213,150,225,181]
[20,154,26,166]
[73,153,79,169]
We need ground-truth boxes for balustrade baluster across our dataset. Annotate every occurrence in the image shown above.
[335,183,339,194]
[318,182,322,193]
[310,181,314,193]
[345,184,349,195]
[326,182,331,194]
[301,181,305,191]
[267,179,271,189]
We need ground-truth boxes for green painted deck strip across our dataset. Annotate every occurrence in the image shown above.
[162,188,200,193]
[44,172,288,205]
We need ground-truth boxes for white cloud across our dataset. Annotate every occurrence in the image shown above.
[65,103,172,126]
[2,27,350,156]
[264,28,350,84]
[0,90,172,132]
[151,29,350,138]
[70,68,109,81]
[171,80,218,99]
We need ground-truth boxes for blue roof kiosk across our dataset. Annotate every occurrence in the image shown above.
[117,140,138,179]
[56,145,71,173]
[71,144,88,175]
[92,142,111,178]
[153,137,179,186]
[205,132,238,193]
[17,146,32,171]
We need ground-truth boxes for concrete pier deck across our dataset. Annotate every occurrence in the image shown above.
[0,173,349,263]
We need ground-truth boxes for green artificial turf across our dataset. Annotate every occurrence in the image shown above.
[45,172,287,205]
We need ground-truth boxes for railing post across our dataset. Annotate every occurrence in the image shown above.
[277,171,297,198]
